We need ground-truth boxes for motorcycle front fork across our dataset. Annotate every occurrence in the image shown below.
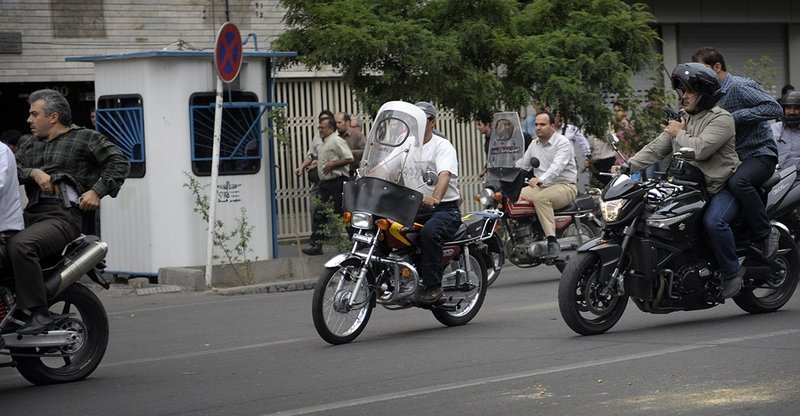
[603,218,640,297]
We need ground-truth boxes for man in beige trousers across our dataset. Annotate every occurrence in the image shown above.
[517,111,578,257]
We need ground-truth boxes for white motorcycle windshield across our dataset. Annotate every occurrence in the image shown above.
[360,101,425,186]
[487,112,525,169]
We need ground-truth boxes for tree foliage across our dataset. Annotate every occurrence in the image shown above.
[273,0,659,136]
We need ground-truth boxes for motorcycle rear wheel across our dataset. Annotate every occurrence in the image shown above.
[12,282,109,385]
[312,259,373,345]
[735,230,800,313]
[558,252,628,335]
[432,251,487,326]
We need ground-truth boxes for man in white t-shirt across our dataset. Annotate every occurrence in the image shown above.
[411,102,462,304]
[517,111,578,258]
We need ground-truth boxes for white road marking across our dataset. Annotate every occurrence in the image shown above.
[262,329,800,416]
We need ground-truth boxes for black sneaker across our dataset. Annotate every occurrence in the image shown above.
[16,311,55,335]
[720,267,745,299]
[417,286,444,304]
[546,240,561,258]
[301,245,323,256]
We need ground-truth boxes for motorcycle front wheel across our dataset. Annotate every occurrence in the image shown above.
[558,252,628,335]
[432,250,487,326]
[12,282,109,385]
[735,230,800,313]
[312,259,373,345]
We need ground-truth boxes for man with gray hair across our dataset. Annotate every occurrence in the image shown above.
[9,89,129,334]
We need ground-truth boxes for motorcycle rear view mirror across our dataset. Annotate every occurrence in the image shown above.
[423,169,438,186]
[606,133,620,148]
[530,157,540,169]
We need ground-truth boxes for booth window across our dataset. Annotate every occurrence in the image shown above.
[189,91,262,176]
[96,95,146,178]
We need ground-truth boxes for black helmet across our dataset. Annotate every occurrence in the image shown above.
[781,90,800,106]
[781,90,800,126]
[671,63,721,114]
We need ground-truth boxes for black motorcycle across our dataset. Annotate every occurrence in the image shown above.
[1,235,111,385]
[558,148,800,335]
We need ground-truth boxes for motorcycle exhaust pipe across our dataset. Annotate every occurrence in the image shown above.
[44,241,108,299]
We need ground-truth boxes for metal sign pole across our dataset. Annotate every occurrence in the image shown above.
[206,22,242,288]
[205,77,224,288]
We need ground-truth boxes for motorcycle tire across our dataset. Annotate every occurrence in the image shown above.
[558,252,628,335]
[432,251,488,326]
[312,259,373,345]
[734,230,800,313]
[555,221,602,273]
[12,282,109,385]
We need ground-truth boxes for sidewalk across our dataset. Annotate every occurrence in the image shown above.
[149,240,336,296]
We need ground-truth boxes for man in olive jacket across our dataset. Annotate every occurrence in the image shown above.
[624,63,743,300]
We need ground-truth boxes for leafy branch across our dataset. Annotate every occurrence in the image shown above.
[183,172,259,285]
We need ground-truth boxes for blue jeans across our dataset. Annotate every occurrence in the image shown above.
[416,203,461,287]
[727,155,776,241]
[702,188,740,278]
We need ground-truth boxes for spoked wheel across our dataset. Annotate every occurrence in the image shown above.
[432,251,487,326]
[312,259,373,345]
[12,283,109,385]
[735,231,800,313]
[555,221,602,273]
[558,252,628,335]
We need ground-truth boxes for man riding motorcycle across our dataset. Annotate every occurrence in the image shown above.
[620,62,742,298]
[516,111,578,258]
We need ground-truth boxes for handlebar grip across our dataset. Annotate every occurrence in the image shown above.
[670,178,699,188]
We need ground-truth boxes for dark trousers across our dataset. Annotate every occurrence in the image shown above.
[81,208,100,237]
[727,155,777,241]
[7,204,81,310]
[310,176,346,246]
[416,203,461,287]
[703,187,740,278]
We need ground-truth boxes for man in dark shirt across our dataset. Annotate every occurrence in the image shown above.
[10,89,129,334]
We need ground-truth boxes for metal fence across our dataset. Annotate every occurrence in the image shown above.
[272,78,485,241]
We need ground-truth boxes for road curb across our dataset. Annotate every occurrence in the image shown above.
[211,279,317,296]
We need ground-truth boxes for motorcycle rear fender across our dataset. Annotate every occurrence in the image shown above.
[577,239,622,281]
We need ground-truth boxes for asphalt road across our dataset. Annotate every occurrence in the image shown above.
[1,264,798,416]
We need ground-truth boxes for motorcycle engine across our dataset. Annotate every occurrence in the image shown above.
[508,218,542,264]
[668,261,712,297]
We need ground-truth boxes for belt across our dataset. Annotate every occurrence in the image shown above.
[37,197,64,205]
[437,200,459,208]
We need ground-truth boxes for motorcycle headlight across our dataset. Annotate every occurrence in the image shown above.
[600,199,627,223]
[479,188,495,207]
[351,212,374,230]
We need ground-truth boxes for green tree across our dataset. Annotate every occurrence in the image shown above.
[273,0,658,136]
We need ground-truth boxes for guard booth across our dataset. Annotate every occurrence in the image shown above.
[66,49,295,278]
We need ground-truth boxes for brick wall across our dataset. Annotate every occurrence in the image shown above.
[0,0,289,82]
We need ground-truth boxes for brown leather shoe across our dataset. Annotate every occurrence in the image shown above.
[417,286,444,304]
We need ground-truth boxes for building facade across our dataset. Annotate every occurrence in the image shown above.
[2,0,799,242]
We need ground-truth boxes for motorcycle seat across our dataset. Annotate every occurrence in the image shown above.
[450,223,469,241]
[555,195,596,214]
